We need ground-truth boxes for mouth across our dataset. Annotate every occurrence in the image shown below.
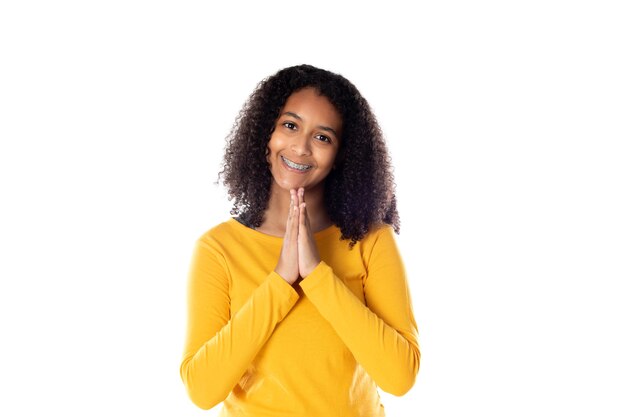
[281,156,313,172]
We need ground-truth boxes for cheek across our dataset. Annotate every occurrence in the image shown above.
[267,135,285,153]
[321,148,340,168]
[266,136,280,163]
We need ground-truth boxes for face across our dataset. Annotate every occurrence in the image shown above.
[266,87,342,193]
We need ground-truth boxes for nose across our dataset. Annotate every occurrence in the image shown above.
[290,133,312,156]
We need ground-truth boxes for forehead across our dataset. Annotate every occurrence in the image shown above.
[282,88,343,128]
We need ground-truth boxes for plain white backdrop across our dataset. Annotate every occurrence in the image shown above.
[1,1,624,416]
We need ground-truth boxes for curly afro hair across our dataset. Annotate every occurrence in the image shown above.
[218,64,399,247]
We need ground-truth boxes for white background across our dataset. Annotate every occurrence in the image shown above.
[1,1,624,416]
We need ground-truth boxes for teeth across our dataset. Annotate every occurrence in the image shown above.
[282,156,312,171]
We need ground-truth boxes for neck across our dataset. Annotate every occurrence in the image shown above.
[259,182,332,236]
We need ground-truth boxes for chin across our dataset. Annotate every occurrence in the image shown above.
[271,175,307,190]
[278,179,308,191]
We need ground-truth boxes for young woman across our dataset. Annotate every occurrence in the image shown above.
[180,64,420,416]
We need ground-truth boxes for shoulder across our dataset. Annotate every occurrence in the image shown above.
[362,223,396,244]
[198,219,235,239]
[358,223,398,260]
[195,218,240,251]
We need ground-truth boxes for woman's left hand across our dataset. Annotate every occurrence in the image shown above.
[296,187,321,278]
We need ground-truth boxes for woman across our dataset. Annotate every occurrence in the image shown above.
[180,64,420,416]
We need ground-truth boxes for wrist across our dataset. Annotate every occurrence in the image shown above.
[275,267,297,285]
[301,260,321,278]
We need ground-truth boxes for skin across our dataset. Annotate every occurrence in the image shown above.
[258,87,343,284]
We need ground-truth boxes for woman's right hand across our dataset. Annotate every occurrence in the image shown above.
[274,189,300,285]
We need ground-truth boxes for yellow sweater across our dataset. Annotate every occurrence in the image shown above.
[180,218,420,416]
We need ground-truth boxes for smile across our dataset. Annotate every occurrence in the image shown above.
[281,156,312,172]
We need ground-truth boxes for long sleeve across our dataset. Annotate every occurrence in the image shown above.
[179,237,300,410]
[299,226,420,396]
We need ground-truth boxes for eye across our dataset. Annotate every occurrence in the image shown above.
[282,121,297,130]
[316,134,331,143]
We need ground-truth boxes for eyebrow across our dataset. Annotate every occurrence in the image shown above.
[281,111,339,137]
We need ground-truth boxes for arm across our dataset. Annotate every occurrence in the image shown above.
[179,237,299,410]
[299,226,420,396]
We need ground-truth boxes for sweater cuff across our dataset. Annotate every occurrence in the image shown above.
[267,270,300,312]
[299,261,334,294]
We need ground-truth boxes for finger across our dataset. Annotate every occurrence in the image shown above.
[285,189,296,238]
[293,187,299,211]
[297,188,306,229]
[291,190,300,240]
[299,201,307,230]
[300,189,312,230]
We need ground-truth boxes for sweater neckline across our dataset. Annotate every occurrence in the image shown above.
[227,217,339,243]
